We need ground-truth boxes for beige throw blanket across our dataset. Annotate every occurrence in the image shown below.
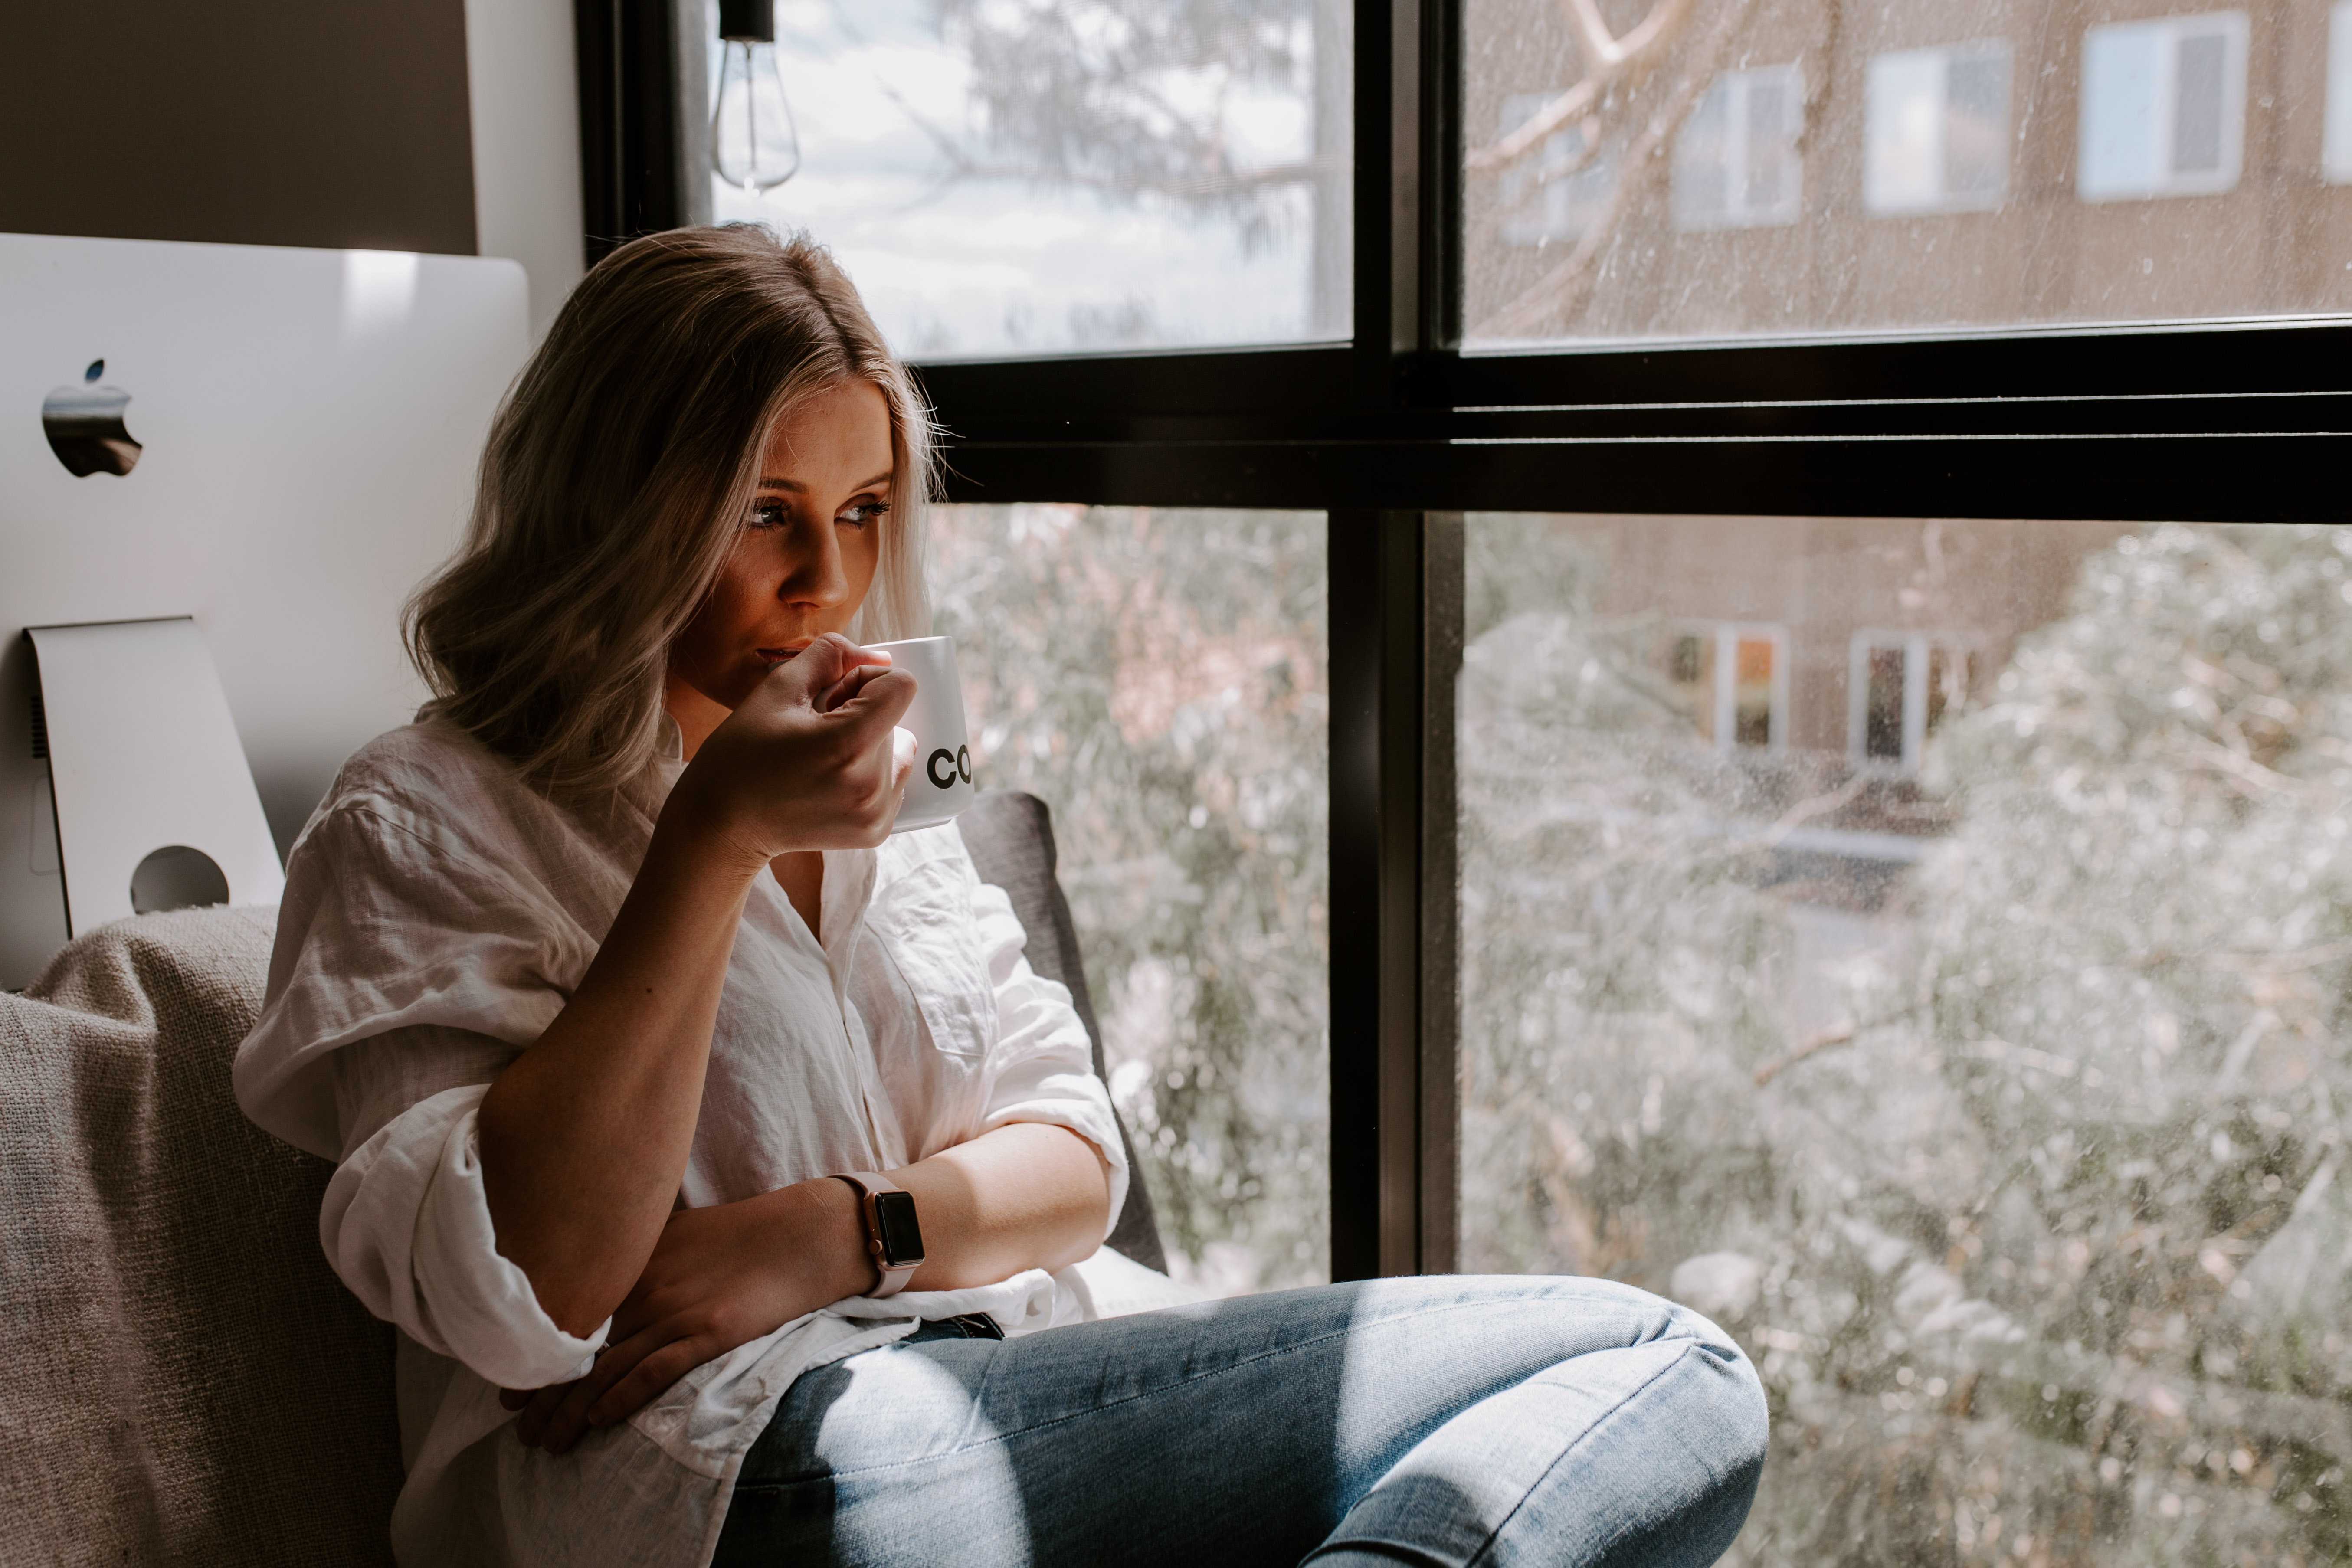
[0,907,400,1567]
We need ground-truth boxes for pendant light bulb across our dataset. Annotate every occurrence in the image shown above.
[714,1,799,194]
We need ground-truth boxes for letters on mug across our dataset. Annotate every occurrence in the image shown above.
[926,746,974,790]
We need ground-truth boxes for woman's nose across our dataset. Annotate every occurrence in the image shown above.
[780,520,849,605]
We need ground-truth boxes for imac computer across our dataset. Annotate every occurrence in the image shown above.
[0,232,530,987]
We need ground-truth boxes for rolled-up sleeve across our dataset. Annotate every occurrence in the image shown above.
[968,880,1130,1240]
[322,1084,607,1390]
[233,793,608,1390]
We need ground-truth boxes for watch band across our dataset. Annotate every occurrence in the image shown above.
[833,1171,923,1298]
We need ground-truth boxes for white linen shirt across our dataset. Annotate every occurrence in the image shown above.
[232,713,1131,1568]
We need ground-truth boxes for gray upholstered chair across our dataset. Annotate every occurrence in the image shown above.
[955,789,1165,1271]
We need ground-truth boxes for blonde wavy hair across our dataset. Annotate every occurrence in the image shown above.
[405,224,934,794]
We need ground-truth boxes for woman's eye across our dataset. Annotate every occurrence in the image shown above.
[838,499,891,528]
[747,500,789,530]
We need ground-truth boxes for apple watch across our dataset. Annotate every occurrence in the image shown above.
[833,1172,925,1298]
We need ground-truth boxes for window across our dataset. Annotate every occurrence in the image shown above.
[1664,622,1788,753]
[1672,65,1805,232]
[2329,0,2352,185]
[1461,514,2351,1565]
[694,0,1353,358]
[590,1,2351,1556]
[1864,42,2011,215]
[1848,632,1980,772]
[2078,12,2249,203]
[929,504,1330,1294]
[1496,93,1615,246]
[1459,0,2344,343]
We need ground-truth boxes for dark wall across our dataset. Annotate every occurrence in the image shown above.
[0,1,476,255]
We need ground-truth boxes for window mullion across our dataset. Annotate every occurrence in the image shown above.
[1356,0,1422,392]
[1419,0,1464,355]
[1329,509,1462,1282]
[1418,513,1464,1275]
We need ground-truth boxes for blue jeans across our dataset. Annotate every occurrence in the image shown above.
[711,1275,1767,1567]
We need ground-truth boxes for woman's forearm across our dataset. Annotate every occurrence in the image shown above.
[477,814,767,1336]
[504,1123,1115,1451]
[891,1122,1114,1291]
[641,1121,1111,1320]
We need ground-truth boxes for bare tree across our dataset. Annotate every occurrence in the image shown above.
[1464,0,1703,175]
[1461,0,1755,340]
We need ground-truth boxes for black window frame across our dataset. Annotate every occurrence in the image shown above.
[583,0,2352,1285]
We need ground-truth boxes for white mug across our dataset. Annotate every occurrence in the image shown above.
[866,636,976,834]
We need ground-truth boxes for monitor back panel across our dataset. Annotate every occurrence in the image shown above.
[0,233,529,987]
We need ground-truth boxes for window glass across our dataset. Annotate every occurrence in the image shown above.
[930,505,1329,1292]
[700,1,1352,359]
[1460,514,2352,1564]
[1462,1,2352,345]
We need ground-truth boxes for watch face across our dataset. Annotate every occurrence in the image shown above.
[873,1189,926,1267]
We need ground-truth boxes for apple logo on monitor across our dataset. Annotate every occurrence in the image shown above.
[42,359,142,478]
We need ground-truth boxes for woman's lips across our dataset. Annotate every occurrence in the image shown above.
[757,642,812,664]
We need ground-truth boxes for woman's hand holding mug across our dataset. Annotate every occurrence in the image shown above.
[670,632,917,866]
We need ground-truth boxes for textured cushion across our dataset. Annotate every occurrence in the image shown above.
[0,906,402,1568]
[956,791,1166,1271]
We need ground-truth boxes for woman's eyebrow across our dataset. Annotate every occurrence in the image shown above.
[756,471,894,493]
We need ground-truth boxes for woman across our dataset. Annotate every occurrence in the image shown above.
[233,225,1767,1568]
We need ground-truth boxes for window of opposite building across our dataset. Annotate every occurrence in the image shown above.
[1864,41,2011,216]
[1496,92,1616,246]
[2329,0,2352,185]
[1665,622,1789,753]
[2079,11,2250,203]
[1672,65,1805,232]
[1848,632,1983,773]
